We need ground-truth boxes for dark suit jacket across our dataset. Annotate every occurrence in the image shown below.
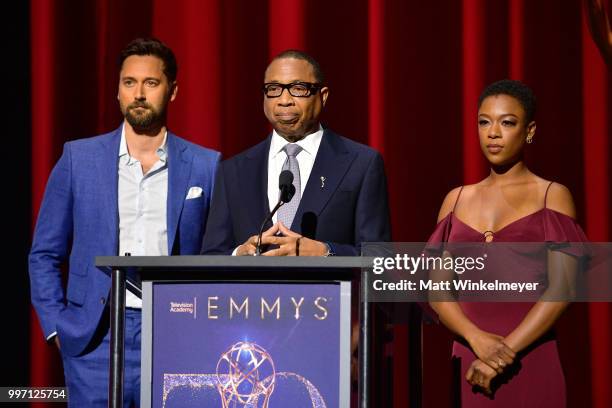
[29,126,221,356]
[201,129,391,256]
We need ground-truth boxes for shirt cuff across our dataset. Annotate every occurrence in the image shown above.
[324,242,336,256]
[46,331,57,342]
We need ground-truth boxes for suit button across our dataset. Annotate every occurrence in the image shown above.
[100,297,106,305]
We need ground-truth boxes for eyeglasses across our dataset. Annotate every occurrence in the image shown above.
[262,82,322,98]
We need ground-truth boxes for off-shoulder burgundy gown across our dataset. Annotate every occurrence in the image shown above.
[427,184,587,407]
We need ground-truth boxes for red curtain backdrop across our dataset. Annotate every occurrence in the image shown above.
[30,0,610,406]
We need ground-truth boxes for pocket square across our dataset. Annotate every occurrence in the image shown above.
[186,186,203,200]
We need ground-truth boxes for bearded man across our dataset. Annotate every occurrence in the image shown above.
[29,38,220,407]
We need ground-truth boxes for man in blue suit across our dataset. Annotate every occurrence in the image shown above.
[29,38,220,407]
[202,50,390,256]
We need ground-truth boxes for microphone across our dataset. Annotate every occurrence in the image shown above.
[255,170,295,255]
[279,170,296,203]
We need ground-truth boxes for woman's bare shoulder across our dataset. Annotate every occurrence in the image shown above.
[543,180,576,219]
[437,186,464,223]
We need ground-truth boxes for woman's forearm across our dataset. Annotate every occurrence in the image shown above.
[430,301,480,342]
[504,301,568,353]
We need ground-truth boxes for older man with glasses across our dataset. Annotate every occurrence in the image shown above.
[202,49,391,256]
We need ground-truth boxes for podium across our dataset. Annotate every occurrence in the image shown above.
[96,256,371,408]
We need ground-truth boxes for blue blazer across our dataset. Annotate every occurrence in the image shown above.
[201,129,391,256]
[29,126,221,357]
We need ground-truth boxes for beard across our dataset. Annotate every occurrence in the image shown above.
[123,101,164,130]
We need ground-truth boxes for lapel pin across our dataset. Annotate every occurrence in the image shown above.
[320,176,326,188]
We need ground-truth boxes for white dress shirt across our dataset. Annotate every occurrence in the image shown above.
[267,126,323,222]
[118,125,169,308]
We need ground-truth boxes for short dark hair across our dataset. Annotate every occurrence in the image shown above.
[270,49,325,83]
[118,38,178,83]
[478,79,536,122]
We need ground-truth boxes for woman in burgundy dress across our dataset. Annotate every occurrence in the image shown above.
[428,80,587,407]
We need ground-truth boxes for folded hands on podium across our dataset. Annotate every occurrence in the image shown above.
[236,222,328,256]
